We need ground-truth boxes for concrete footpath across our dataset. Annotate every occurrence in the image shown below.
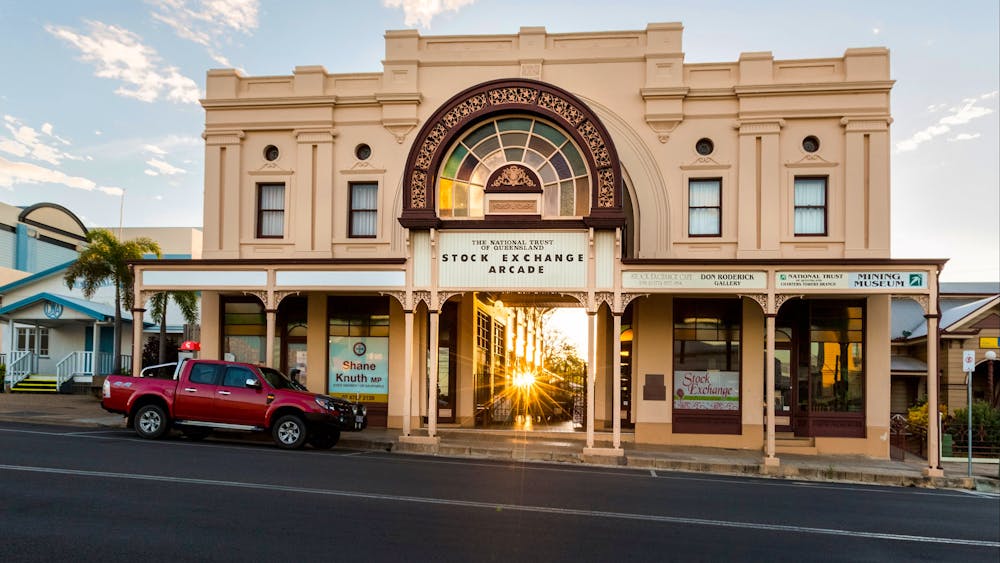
[1,392,997,492]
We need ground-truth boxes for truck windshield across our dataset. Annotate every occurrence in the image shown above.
[259,367,308,392]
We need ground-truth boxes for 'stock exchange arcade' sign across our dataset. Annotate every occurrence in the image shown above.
[438,231,588,289]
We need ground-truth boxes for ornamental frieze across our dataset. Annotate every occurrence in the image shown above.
[442,93,489,129]
[410,170,427,208]
[598,169,615,207]
[578,121,611,167]
[538,92,585,126]
[489,165,537,189]
[487,87,539,105]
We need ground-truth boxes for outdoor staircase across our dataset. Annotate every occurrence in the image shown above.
[774,432,818,455]
[10,374,61,393]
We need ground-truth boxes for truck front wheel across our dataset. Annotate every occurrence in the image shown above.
[272,414,308,449]
[134,404,169,439]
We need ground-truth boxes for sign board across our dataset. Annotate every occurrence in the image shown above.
[962,350,976,372]
[438,231,588,289]
[980,337,999,349]
[623,271,766,290]
[776,271,927,290]
[328,336,389,403]
[673,371,740,411]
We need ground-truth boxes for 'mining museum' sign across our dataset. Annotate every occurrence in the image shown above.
[438,231,588,289]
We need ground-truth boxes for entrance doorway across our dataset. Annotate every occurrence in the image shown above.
[464,300,587,432]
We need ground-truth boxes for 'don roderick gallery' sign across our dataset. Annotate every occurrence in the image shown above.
[438,231,588,289]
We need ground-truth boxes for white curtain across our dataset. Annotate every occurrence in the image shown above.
[259,184,284,237]
[794,178,826,234]
[351,183,378,237]
[689,179,720,235]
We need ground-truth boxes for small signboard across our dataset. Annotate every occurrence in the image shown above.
[962,350,976,372]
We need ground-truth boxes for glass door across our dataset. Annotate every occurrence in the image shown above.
[774,346,793,431]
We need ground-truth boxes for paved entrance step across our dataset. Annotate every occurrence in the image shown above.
[10,375,60,393]
[775,434,817,455]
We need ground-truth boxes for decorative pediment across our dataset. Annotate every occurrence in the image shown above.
[680,156,731,171]
[784,153,839,168]
[249,161,293,176]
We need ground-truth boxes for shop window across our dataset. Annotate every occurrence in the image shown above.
[16,327,49,357]
[256,183,285,238]
[794,177,827,235]
[349,182,378,238]
[808,301,864,413]
[328,297,390,405]
[688,179,721,236]
[222,298,265,364]
[672,299,742,434]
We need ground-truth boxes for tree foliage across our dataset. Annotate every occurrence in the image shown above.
[63,229,161,374]
[149,291,199,363]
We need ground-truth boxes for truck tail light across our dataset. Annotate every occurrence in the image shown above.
[102,378,111,399]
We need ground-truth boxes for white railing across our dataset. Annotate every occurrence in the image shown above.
[95,352,134,376]
[56,351,96,390]
[6,351,34,387]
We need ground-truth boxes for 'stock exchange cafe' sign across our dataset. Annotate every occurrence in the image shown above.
[777,271,927,290]
[438,231,588,288]
[328,337,389,403]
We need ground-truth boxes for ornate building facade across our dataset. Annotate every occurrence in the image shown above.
[130,23,947,472]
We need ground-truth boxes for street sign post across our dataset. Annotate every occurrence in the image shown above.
[962,350,975,476]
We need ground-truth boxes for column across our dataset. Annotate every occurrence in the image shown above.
[265,309,277,368]
[924,313,943,477]
[764,312,779,466]
[586,310,597,448]
[427,310,439,438]
[402,309,414,436]
[612,312,622,450]
[94,321,102,377]
[130,313,143,376]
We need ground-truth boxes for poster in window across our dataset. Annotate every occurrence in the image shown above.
[328,336,389,403]
[673,370,740,411]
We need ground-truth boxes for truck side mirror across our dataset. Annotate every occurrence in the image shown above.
[245,378,262,390]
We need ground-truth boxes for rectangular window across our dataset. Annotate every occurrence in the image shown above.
[688,179,721,236]
[808,300,864,413]
[222,299,265,364]
[349,182,378,238]
[794,177,827,235]
[16,327,49,357]
[256,183,285,238]
[672,299,741,434]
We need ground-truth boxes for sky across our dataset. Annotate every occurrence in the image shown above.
[0,0,997,284]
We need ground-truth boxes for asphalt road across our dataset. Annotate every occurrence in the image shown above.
[1,422,997,563]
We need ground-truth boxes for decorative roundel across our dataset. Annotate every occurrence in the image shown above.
[802,136,820,153]
[353,342,367,356]
[355,143,372,161]
[264,145,280,161]
[695,138,715,156]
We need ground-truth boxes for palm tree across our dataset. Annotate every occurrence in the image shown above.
[64,229,161,374]
[149,291,199,363]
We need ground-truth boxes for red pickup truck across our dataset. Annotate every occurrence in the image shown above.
[101,359,366,449]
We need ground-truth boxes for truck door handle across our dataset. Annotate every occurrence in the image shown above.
[217,390,231,396]
[184,388,198,393]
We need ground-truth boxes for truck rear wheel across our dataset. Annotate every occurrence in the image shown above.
[272,414,308,449]
[134,404,169,439]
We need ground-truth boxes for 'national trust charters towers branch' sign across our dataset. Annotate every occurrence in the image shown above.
[438,231,588,289]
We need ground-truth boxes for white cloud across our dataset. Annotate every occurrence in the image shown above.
[46,20,200,104]
[872,28,880,35]
[1,115,82,166]
[144,144,167,155]
[145,170,159,176]
[947,133,981,142]
[895,92,996,153]
[383,0,476,28]
[147,0,258,67]
[0,155,120,196]
[145,158,186,175]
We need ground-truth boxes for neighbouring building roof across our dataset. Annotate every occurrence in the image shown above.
[894,294,1000,340]
[0,291,135,322]
[0,260,75,294]
[939,282,1000,295]
[891,355,928,373]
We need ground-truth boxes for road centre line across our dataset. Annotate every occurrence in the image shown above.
[1,463,996,549]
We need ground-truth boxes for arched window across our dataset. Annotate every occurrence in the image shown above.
[437,116,590,218]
